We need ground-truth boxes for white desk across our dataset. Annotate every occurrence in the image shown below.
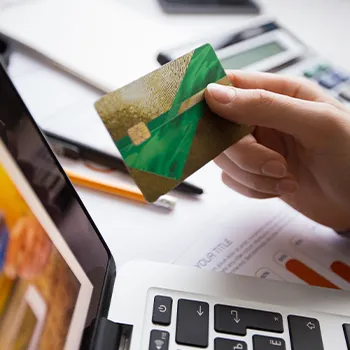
[2,0,350,271]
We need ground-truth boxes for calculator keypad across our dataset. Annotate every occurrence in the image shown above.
[302,62,350,105]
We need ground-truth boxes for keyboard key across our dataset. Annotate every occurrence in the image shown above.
[343,324,350,349]
[339,85,350,102]
[334,71,349,82]
[253,335,286,350]
[152,296,173,326]
[215,305,283,336]
[303,69,315,79]
[288,315,324,350]
[303,64,329,79]
[176,299,209,348]
[149,330,169,350]
[215,337,247,350]
[318,63,330,71]
[318,73,342,89]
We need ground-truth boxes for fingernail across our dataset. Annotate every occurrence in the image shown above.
[207,83,235,104]
[262,161,287,178]
[277,179,298,194]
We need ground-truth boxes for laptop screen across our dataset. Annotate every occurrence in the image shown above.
[0,64,112,348]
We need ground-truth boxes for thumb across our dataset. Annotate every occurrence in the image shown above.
[205,83,336,144]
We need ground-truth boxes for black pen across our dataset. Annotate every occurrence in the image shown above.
[0,36,12,68]
[42,129,204,196]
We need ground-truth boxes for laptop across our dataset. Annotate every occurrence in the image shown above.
[1,63,350,350]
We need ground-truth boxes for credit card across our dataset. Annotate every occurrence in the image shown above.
[95,43,251,202]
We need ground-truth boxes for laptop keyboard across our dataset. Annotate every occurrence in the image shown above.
[149,295,328,350]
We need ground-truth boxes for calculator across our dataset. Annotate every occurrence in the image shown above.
[157,0,260,14]
[280,57,350,107]
[157,17,350,108]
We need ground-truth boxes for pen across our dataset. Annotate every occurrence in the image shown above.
[42,129,204,196]
[0,36,11,68]
[65,169,176,211]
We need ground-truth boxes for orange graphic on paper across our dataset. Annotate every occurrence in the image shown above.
[286,259,340,290]
[331,261,350,283]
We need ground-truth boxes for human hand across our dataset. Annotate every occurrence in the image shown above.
[4,214,52,280]
[205,70,350,232]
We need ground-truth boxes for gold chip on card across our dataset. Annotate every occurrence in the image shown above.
[127,122,151,146]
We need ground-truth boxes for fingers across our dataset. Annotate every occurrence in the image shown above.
[216,153,298,197]
[221,172,275,199]
[224,133,287,177]
[226,70,347,111]
[205,83,340,146]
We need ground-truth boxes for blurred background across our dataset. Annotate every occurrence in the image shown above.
[1,0,350,91]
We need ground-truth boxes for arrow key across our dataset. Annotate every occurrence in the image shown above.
[176,299,209,347]
[215,305,283,336]
[288,315,324,350]
[215,305,246,335]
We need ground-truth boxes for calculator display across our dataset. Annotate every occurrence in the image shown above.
[221,41,286,69]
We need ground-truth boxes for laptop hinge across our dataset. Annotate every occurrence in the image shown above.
[94,317,121,350]
[94,317,133,350]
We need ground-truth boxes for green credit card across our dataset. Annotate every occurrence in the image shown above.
[94,44,251,202]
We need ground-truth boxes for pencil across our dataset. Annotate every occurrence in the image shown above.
[43,129,203,196]
[65,169,176,211]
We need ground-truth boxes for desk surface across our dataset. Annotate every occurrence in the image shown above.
[2,0,350,270]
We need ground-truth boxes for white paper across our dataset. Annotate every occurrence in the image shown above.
[174,200,350,291]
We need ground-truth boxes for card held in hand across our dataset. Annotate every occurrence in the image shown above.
[94,44,251,202]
